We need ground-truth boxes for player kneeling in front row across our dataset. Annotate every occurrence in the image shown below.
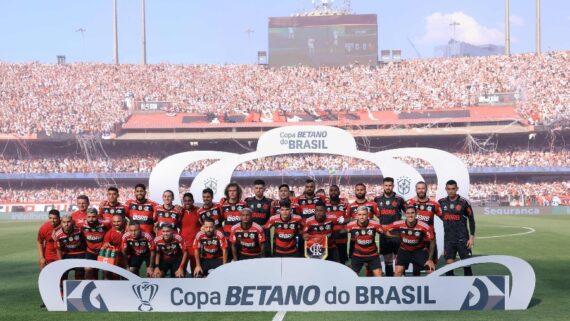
[122,222,156,277]
[192,218,228,277]
[346,206,384,276]
[264,199,304,257]
[154,224,187,278]
[385,206,436,276]
[230,208,266,260]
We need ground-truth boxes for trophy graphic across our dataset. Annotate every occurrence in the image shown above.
[132,282,159,311]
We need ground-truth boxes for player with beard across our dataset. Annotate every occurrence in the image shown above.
[53,214,86,280]
[303,201,339,262]
[99,187,128,225]
[265,199,304,257]
[125,184,158,236]
[180,193,201,274]
[82,208,111,279]
[154,189,183,234]
[270,184,300,216]
[71,195,92,226]
[374,177,406,276]
[347,183,379,260]
[406,181,441,275]
[325,185,349,264]
[295,179,326,253]
[37,209,61,269]
[245,180,273,257]
[197,188,223,228]
[220,183,247,261]
[193,218,228,277]
[230,208,265,260]
[437,180,476,276]
[102,214,127,279]
[346,207,384,276]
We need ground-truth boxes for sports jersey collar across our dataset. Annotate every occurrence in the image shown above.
[383,192,396,198]
[405,220,418,228]
[447,195,460,202]
[162,204,175,210]
[357,219,369,227]
[106,201,120,207]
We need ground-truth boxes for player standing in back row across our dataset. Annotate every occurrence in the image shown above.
[438,180,476,276]
[374,177,405,276]
[245,179,273,257]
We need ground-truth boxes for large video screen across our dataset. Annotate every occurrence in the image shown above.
[268,14,378,67]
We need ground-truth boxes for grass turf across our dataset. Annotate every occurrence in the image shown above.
[0,213,569,321]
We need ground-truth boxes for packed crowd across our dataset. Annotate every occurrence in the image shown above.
[2,180,568,206]
[2,52,569,135]
[1,149,569,174]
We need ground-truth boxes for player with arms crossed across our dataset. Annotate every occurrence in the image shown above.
[438,180,476,276]
[385,206,436,276]
[265,199,304,257]
[192,218,228,277]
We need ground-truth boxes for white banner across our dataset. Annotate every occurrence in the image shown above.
[38,256,535,312]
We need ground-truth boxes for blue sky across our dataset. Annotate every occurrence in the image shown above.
[0,0,568,64]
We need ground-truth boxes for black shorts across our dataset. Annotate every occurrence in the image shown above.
[337,242,348,265]
[444,241,472,260]
[201,258,223,274]
[396,249,429,267]
[239,253,261,260]
[84,252,98,261]
[326,247,339,263]
[351,255,381,273]
[379,236,400,255]
[159,257,183,277]
[128,255,150,269]
[273,251,300,258]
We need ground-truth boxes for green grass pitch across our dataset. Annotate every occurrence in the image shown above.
[1,213,569,321]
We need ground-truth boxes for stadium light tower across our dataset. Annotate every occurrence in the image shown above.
[141,0,147,65]
[505,0,510,55]
[113,0,119,64]
[450,21,460,40]
[536,0,541,54]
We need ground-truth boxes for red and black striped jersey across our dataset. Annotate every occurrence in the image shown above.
[192,230,227,260]
[325,198,349,243]
[346,200,379,220]
[125,199,158,235]
[303,215,337,249]
[294,194,326,221]
[154,233,186,261]
[374,193,405,225]
[153,204,183,230]
[197,204,223,228]
[346,220,384,258]
[264,214,303,255]
[245,196,273,226]
[99,201,128,224]
[270,199,300,216]
[53,226,86,255]
[386,220,433,252]
[122,231,155,257]
[220,200,247,235]
[229,223,266,256]
[406,198,441,232]
[81,220,111,254]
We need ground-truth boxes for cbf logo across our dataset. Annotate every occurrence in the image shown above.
[132,282,159,312]
[397,176,411,195]
[204,178,218,195]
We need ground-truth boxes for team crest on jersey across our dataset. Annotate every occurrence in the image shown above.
[367,229,373,235]
[308,199,313,205]
[392,201,398,207]
[110,209,115,214]
[249,233,255,239]
[243,232,249,238]
[144,206,150,211]
[444,205,448,210]
[414,231,421,237]
[231,206,236,211]
[397,176,411,195]
[325,225,331,230]
[420,205,425,210]
[427,206,432,211]
[138,206,143,211]
[385,201,390,205]
[407,230,413,235]
[257,204,261,208]
[455,205,462,211]
[135,242,140,246]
